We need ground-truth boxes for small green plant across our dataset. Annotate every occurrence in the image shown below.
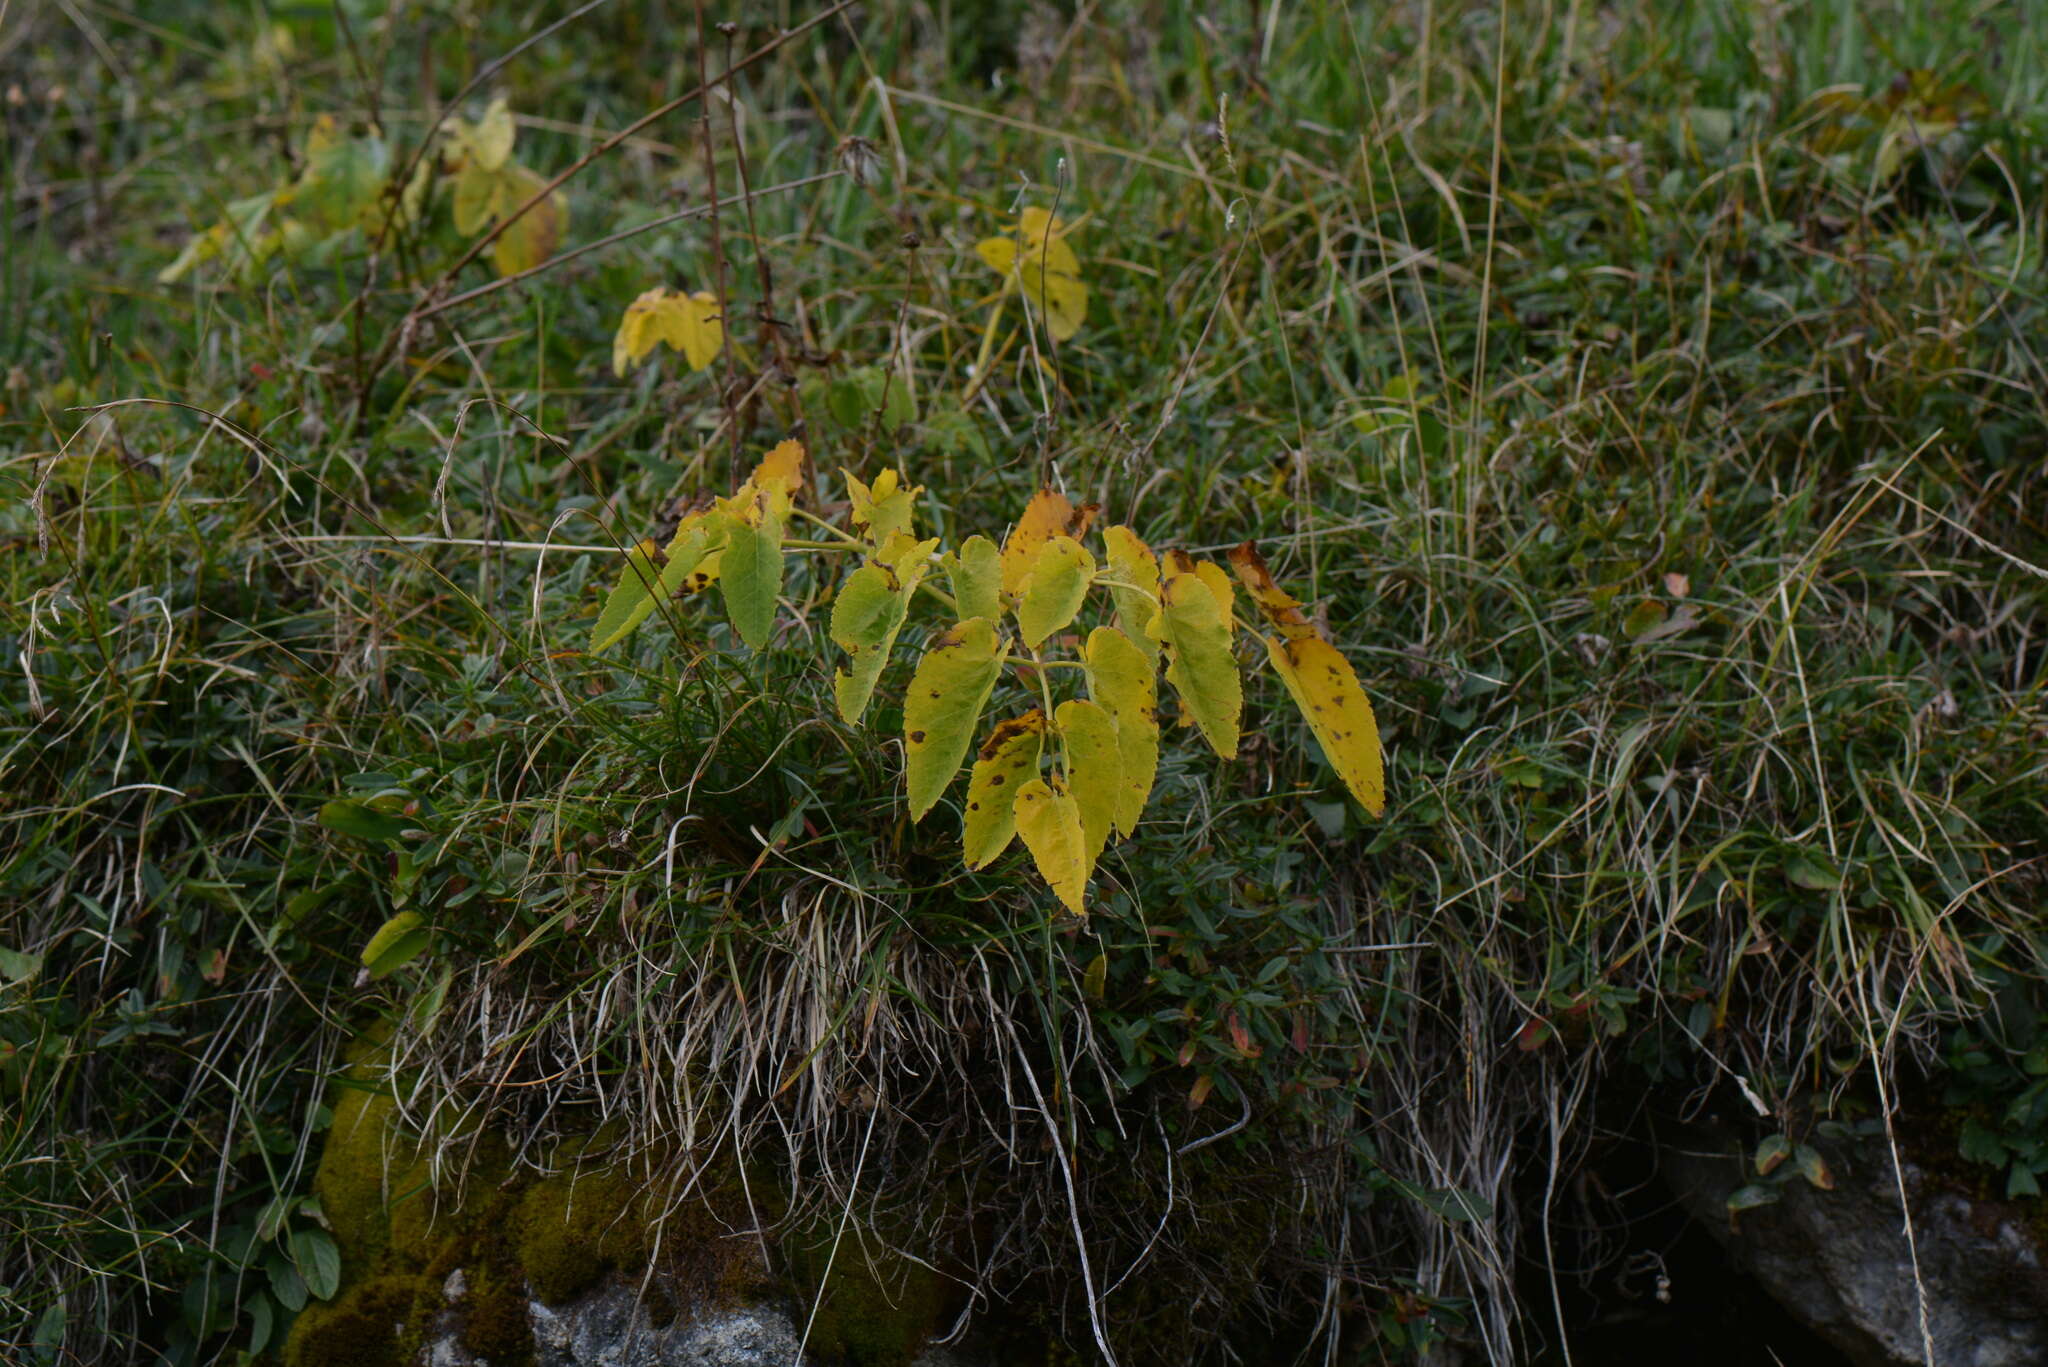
[583,440,1386,917]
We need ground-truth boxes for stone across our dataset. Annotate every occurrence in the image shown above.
[1662,1124,2048,1366]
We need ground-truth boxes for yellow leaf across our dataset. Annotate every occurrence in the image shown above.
[1101,525,1161,664]
[1055,698,1121,868]
[613,287,669,378]
[657,290,725,372]
[845,467,919,544]
[451,160,502,236]
[1015,536,1095,649]
[487,165,565,276]
[903,617,1006,821]
[1013,778,1088,915]
[946,535,1003,624]
[1226,542,1315,640]
[1265,634,1385,817]
[1192,559,1237,639]
[1000,488,1096,600]
[614,287,725,375]
[1083,626,1157,837]
[962,711,1047,869]
[468,97,516,171]
[749,439,806,499]
[1153,569,1241,759]
[978,211,1089,341]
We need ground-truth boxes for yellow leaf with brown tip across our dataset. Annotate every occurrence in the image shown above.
[1001,488,1077,599]
[1226,542,1315,640]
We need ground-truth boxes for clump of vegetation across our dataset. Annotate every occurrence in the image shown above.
[5,2,2048,1365]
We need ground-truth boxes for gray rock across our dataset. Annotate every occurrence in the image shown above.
[1662,1125,2048,1366]
[420,1278,979,1367]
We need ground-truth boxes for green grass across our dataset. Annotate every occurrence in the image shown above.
[4,1,2048,1363]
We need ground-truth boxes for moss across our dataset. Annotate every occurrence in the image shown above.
[511,1162,650,1303]
[786,1226,957,1367]
[285,1274,417,1367]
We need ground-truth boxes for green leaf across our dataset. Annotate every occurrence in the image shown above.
[1724,1184,1780,1212]
[1152,567,1242,759]
[2008,1163,2042,1199]
[1083,626,1158,838]
[0,945,43,985]
[267,1252,308,1312]
[291,1228,342,1301]
[32,1300,64,1365]
[1413,1185,1492,1223]
[719,501,785,651]
[360,911,430,980]
[1015,536,1094,648]
[317,799,411,844]
[962,711,1046,869]
[946,535,1003,623]
[831,539,933,724]
[1785,851,1845,891]
[903,617,1005,821]
[1794,1145,1834,1190]
[1959,1118,2008,1167]
[1754,1133,1792,1176]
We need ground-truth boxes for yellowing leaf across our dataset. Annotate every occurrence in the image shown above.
[946,535,1003,623]
[451,160,501,235]
[1192,560,1237,638]
[1083,626,1158,837]
[1101,525,1161,664]
[830,532,937,724]
[1265,634,1385,817]
[962,711,1047,869]
[1153,569,1242,759]
[1055,698,1121,868]
[1227,542,1315,640]
[1013,778,1088,915]
[485,165,566,277]
[845,467,918,544]
[1015,536,1095,648]
[974,237,1018,274]
[977,209,1089,341]
[589,516,723,652]
[904,617,1005,821]
[612,287,724,376]
[466,97,516,172]
[1001,488,1080,599]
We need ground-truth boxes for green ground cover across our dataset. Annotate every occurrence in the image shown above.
[4,1,2047,1362]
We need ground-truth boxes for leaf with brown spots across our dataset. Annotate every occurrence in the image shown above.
[999,489,1097,600]
[1265,633,1385,817]
[962,710,1046,869]
[903,617,1005,821]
